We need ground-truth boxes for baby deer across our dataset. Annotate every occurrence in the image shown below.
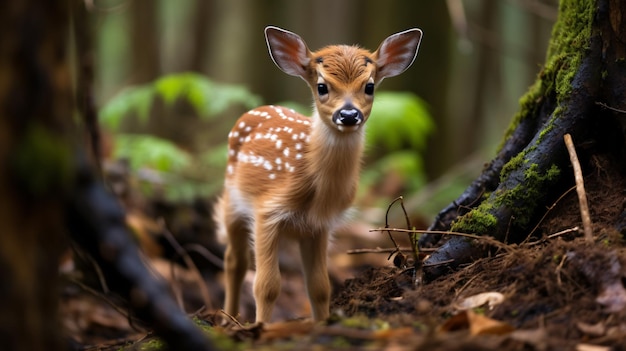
[215,26,422,323]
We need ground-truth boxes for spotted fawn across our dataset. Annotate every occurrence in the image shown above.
[215,26,422,323]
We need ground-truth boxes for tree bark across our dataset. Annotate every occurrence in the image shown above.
[0,2,72,350]
[420,0,626,279]
[0,1,215,349]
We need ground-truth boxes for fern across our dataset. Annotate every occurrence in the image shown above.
[112,134,191,173]
[99,73,262,201]
[100,72,262,130]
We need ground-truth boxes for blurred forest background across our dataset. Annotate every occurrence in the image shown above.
[94,0,558,222]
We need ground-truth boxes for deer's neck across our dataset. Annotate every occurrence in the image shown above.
[299,112,365,216]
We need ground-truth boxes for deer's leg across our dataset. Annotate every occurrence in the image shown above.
[223,209,250,319]
[299,231,330,321]
[253,220,281,323]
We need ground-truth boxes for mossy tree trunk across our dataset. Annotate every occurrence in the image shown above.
[0,1,215,349]
[419,0,626,279]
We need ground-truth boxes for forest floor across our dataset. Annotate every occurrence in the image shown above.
[62,153,626,351]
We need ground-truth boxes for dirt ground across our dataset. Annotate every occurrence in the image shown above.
[62,152,626,350]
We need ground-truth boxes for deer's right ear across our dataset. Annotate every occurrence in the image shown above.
[265,26,311,78]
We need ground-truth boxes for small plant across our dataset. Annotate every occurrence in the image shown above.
[99,72,262,201]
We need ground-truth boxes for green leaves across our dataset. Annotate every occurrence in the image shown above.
[99,73,261,201]
[100,86,154,130]
[112,134,191,173]
[100,72,262,130]
[366,92,434,151]
[360,92,434,196]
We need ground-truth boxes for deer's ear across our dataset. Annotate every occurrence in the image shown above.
[265,26,311,78]
[374,28,422,81]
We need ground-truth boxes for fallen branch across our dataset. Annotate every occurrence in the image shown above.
[66,155,214,351]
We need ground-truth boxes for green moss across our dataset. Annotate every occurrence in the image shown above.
[139,339,165,351]
[498,0,595,151]
[495,164,561,228]
[192,318,248,351]
[499,152,527,183]
[12,123,72,195]
[451,202,498,235]
[454,162,560,235]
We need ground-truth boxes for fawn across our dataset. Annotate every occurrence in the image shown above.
[215,26,422,323]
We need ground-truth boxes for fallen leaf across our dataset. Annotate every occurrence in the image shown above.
[261,320,315,341]
[454,292,505,311]
[466,310,515,336]
[438,310,514,336]
[576,343,611,351]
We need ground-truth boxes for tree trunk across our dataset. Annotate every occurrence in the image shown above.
[0,1,215,349]
[0,1,72,350]
[420,0,626,279]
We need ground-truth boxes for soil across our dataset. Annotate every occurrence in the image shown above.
[330,152,626,350]
[63,152,626,350]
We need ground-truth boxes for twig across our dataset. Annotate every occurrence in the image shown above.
[183,243,224,270]
[220,310,246,328]
[596,101,626,114]
[526,185,577,239]
[69,278,145,332]
[563,134,593,241]
[370,227,511,251]
[384,197,404,253]
[525,226,580,246]
[555,254,568,288]
[159,219,214,311]
[346,247,436,255]
[548,226,581,239]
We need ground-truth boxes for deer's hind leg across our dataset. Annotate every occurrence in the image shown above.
[222,200,251,319]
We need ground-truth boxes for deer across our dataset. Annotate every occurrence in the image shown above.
[215,26,422,323]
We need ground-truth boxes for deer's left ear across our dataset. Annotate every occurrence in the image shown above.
[374,28,422,82]
[265,26,311,78]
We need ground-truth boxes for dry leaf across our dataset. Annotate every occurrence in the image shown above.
[438,310,514,336]
[576,344,611,351]
[466,310,514,336]
[261,320,315,341]
[454,292,505,311]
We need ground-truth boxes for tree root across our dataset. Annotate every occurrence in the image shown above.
[419,0,616,280]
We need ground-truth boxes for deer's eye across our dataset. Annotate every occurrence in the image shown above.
[364,83,375,95]
[317,83,329,96]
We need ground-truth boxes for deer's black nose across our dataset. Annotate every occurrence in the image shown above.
[333,105,363,128]
[339,109,360,125]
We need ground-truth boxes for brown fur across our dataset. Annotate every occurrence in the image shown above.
[215,26,421,323]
